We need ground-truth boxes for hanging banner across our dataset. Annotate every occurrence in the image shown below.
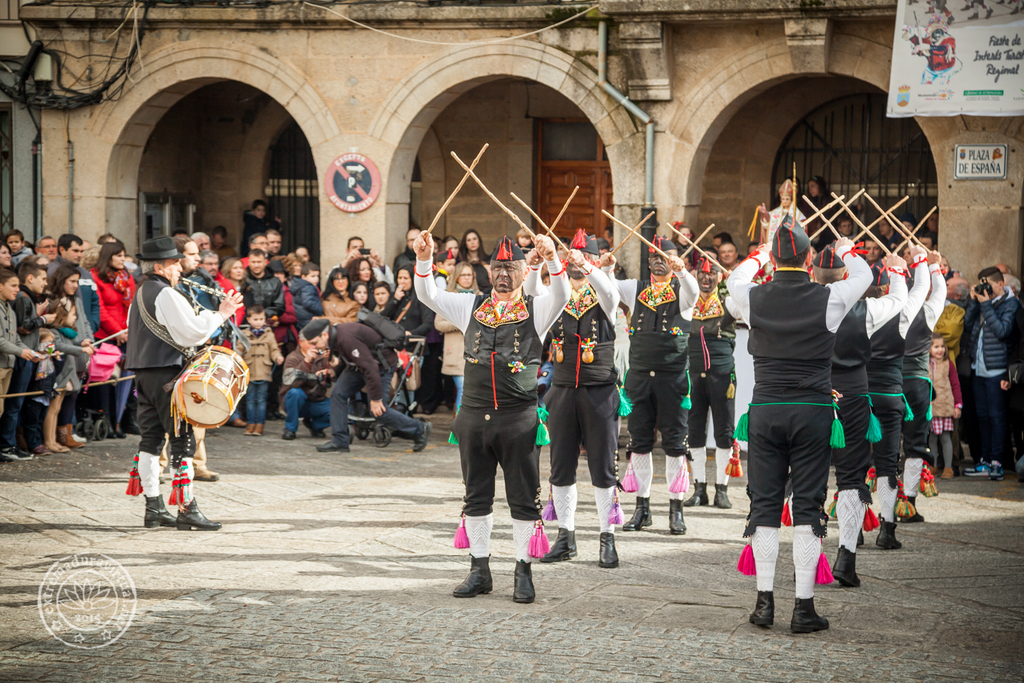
[887,2,1024,117]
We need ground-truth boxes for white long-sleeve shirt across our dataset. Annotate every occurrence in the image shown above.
[414,258,570,339]
[899,259,931,338]
[922,263,947,331]
[727,244,871,333]
[614,270,700,321]
[152,287,226,348]
[864,268,909,338]
[524,260,620,321]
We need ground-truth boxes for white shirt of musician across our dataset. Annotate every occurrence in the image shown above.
[149,287,227,349]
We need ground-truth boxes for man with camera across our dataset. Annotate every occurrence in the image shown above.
[962,267,1022,481]
[280,322,335,441]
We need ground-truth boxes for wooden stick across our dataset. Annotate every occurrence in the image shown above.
[0,373,135,400]
[509,192,569,253]
[608,212,656,255]
[450,151,537,239]
[803,194,847,236]
[829,193,892,256]
[680,222,716,259]
[914,205,937,234]
[840,195,909,246]
[547,186,579,235]
[601,210,671,259]
[862,192,924,252]
[807,189,867,239]
[425,144,488,236]
[890,204,938,254]
[666,223,727,272]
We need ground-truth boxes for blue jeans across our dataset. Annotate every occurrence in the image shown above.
[329,366,424,447]
[0,358,34,449]
[973,374,1007,465]
[284,388,331,434]
[246,381,269,425]
[452,375,464,411]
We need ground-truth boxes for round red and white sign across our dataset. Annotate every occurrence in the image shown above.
[324,153,381,213]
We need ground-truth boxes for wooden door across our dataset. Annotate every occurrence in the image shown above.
[536,120,613,241]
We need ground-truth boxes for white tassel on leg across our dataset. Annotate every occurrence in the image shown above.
[465,514,493,559]
[836,490,864,553]
[665,456,686,500]
[137,452,161,498]
[551,484,577,531]
[631,452,653,498]
[904,457,923,498]
[689,447,707,482]
[877,476,898,522]
[715,447,731,486]
[594,486,615,533]
[792,525,819,600]
[752,526,779,592]
[511,518,534,563]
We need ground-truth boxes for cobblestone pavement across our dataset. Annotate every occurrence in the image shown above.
[1,414,1023,681]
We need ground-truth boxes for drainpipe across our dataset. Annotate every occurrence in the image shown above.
[598,20,656,279]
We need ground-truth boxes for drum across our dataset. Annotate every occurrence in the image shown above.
[172,346,250,429]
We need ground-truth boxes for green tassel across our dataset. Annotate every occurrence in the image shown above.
[903,395,914,422]
[617,385,632,417]
[448,431,459,445]
[829,416,846,449]
[826,494,838,519]
[535,406,551,446]
[681,395,692,410]
[925,404,933,421]
[538,405,550,422]
[866,411,882,443]
[735,412,749,441]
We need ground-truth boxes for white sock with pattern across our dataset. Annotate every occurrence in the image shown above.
[465,514,493,559]
[552,484,577,531]
[715,447,731,486]
[877,476,898,522]
[137,452,161,498]
[594,486,616,533]
[689,447,706,482]
[836,489,864,553]
[752,526,779,592]
[631,452,653,498]
[665,456,686,500]
[904,458,924,498]
[511,518,534,563]
[792,525,819,600]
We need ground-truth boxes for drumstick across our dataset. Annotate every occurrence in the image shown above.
[450,151,537,239]
[681,223,716,259]
[666,223,727,273]
[608,212,655,255]
[829,193,892,256]
[424,144,488,237]
[601,210,672,260]
[807,190,867,240]
[509,192,569,253]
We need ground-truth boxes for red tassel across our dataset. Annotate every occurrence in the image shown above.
[725,452,743,478]
[863,506,880,532]
[781,500,792,527]
[167,474,180,506]
[736,543,756,576]
[496,238,512,261]
[125,454,142,496]
[570,229,587,250]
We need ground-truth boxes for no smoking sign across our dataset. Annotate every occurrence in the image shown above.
[325,153,381,212]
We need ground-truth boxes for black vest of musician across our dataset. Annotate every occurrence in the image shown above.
[629,279,690,373]
[125,275,187,371]
[688,291,737,374]
[831,299,870,395]
[902,309,931,376]
[866,315,905,391]
[551,284,616,387]
[462,293,544,410]
[748,269,834,401]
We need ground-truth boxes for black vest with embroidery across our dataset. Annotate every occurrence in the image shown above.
[462,294,544,410]
[748,269,834,402]
[629,279,689,372]
[903,309,931,376]
[688,291,736,374]
[831,300,870,394]
[125,276,188,371]
[867,315,905,391]
[551,283,616,387]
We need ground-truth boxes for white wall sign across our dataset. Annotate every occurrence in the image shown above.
[954,144,1008,180]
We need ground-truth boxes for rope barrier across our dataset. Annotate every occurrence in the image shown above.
[0,374,135,400]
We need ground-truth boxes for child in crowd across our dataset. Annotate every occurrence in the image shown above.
[5,231,34,269]
[0,269,39,461]
[929,333,962,479]
[241,305,283,436]
[22,329,65,455]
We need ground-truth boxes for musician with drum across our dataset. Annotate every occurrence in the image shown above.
[124,236,243,531]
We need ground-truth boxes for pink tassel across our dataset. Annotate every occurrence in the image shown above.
[737,543,756,576]
[453,516,470,549]
[815,550,834,585]
[609,493,625,526]
[668,465,689,494]
[541,489,557,521]
[528,521,550,558]
[621,460,638,493]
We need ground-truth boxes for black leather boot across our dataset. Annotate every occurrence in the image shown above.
[683,482,708,507]
[144,495,176,528]
[749,590,774,626]
[598,532,619,568]
[453,556,492,598]
[791,597,829,633]
[622,497,652,531]
[713,484,732,509]
[540,528,577,563]
[176,499,222,531]
[831,546,860,587]
[512,560,535,603]
[875,520,902,549]
[668,499,686,535]
[900,495,925,523]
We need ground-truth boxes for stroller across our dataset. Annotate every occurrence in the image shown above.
[349,337,426,448]
[75,342,123,442]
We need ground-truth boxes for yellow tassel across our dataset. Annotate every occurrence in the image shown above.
[726,382,735,400]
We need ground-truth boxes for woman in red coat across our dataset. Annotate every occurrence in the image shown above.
[91,241,134,344]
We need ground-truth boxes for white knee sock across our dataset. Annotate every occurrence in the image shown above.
[465,514,493,559]
[836,489,864,553]
[631,453,653,498]
[137,452,161,498]
[752,526,779,592]
[904,458,923,498]
[665,456,686,500]
[511,518,534,563]
[180,457,194,505]
[552,484,577,531]
[877,476,898,522]
[715,447,732,486]
[792,525,819,600]
[594,486,616,533]
[690,447,707,482]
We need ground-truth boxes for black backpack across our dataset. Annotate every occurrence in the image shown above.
[357,308,406,349]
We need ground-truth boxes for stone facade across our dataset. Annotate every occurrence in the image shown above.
[15,0,1024,277]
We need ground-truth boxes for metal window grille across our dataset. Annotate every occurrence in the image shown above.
[0,106,12,235]
[267,121,319,261]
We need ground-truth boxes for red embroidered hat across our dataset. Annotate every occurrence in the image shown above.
[770,214,810,260]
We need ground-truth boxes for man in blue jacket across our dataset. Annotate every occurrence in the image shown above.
[963,266,1022,481]
[291,262,324,332]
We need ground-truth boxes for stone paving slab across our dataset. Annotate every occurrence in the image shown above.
[0,417,1022,681]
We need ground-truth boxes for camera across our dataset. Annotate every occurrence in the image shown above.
[359,248,371,256]
[974,280,993,296]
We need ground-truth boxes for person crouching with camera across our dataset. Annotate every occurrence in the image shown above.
[281,322,335,440]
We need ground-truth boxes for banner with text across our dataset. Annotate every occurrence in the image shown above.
[888,1,1024,117]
